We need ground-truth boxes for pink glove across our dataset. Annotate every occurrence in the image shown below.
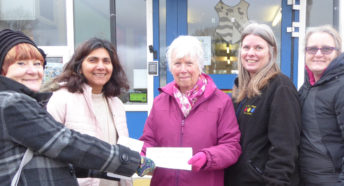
[188,152,207,171]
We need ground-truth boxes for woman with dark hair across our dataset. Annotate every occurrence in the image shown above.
[52,37,129,97]
[47,38,133,186]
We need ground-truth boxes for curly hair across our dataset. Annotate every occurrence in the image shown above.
[53,38,129,97]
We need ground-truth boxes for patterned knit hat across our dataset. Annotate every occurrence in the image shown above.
[0,29,46,73]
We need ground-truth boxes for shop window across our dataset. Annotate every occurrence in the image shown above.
[306,0,339,29]
[74,0,111,46]
[188,0,282,74]
[43,57,63,84]
[116,0,147,103]
[0,0,67,46]
[74,0,147,103]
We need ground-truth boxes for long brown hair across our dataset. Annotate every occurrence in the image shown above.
[53,38,129,97]
[232,23,280,103]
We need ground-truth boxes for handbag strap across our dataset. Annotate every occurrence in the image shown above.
[11,149,34,186]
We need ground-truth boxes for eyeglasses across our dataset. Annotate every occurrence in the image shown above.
[305,46,338,55]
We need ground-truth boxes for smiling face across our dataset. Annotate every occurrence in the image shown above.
[240,34,271,77]
[81,48,113,94]
[171,53,200,93]
[305,32,338,81]
[1,43,44,92]
[4,60,44,91]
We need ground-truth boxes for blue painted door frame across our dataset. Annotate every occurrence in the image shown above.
[281,0,300,86]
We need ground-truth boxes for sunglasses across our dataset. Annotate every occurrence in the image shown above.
[305,46,338,55]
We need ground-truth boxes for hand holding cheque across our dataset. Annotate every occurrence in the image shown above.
[146,147,207,171]
[187,152,207,171]
[118,137,207,172]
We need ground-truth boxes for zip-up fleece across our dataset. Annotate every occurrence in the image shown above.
[140,74,241,186]
[225,73,301,186]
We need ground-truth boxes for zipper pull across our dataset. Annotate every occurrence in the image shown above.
[181,120,185,134]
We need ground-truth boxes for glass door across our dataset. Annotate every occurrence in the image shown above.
[162,0,296,91]
[187,0,290,90]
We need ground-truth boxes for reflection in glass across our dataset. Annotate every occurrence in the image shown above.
[116,0,147,103]
[306,0,338,29]
[0,0,66,46]
[188,0,281,74]
[159,0,167,87]
[74,0,111,46]
[43,57,63,84]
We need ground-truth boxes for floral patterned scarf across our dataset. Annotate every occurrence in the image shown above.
[173,73,207,117]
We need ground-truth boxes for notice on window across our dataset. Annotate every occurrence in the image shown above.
[196,36,212,66]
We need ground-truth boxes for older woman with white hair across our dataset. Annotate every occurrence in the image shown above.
[139,35,241,186]
[225,22,301,186]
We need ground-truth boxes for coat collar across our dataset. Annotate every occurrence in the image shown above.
[159,73,217,99]
[305,53,344,86]
[0,75,52,104]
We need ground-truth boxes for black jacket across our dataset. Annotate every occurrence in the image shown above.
[299,53,344,185]
[225,73,301,186]
[0,76,140,185]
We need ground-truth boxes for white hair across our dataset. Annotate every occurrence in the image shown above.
[166,35,204,72]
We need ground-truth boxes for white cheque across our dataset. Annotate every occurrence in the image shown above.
[118,136,144,153]
[146,147,192,170]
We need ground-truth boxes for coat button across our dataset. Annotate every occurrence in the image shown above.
[121,154,129,162]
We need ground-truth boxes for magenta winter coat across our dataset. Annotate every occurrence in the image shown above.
[140,74,241,186]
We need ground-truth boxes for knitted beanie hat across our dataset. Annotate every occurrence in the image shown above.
[0,29,46,73]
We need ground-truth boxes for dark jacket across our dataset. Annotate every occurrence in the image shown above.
[299,53,344,185]
[0,76,140,186]
[225,73,301,186]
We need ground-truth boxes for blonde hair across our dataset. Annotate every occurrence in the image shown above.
[2,43,44,75]
[233,22,280,103]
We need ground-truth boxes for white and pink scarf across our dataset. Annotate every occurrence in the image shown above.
[172,74,207,117]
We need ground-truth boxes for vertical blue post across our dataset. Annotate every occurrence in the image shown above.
[153,0,160,97]
[166,0,187,84]
[280,0,293,78]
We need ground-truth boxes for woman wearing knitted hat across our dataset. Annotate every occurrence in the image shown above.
[0,29,154,185]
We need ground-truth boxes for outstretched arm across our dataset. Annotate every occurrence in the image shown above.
[3,92,140,176]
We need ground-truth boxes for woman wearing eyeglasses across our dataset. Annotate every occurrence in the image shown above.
[299,25,344,186]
